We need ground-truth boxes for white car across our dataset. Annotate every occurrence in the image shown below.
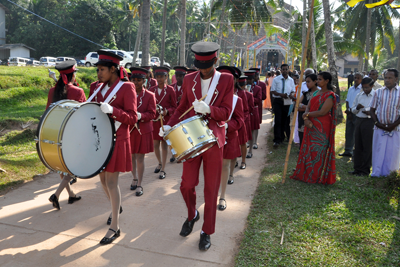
[39,57,57,67]
[151,57,170,68]
[84,52,99,67]
[56,57,75,66]
[109,50,134,69]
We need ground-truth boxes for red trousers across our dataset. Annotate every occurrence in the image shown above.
[180,144,223,235]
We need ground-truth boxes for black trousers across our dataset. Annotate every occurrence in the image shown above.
[272,98,290,143]
[353,117,374,175]
[348,81,353,89]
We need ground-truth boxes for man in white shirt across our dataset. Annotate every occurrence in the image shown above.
[339,72,363,157]
[270,64,296,147]
[349,77,375,176]
[369,69,383,90]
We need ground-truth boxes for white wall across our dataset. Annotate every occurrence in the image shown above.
[0,7,5,44]
[10,47,30,58]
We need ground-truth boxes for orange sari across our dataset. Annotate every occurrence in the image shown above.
[263,76,273,109]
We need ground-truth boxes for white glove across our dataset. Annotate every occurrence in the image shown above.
[192,100,211,115]
[159,125,172,137]
[137,112,141,120]
[100,102,113,114]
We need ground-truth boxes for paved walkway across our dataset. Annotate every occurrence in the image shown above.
[0,110,272,267]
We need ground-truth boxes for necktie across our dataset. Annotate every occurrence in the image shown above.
[282,78,285,94]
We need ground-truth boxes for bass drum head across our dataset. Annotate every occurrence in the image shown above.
[61,102,115,178]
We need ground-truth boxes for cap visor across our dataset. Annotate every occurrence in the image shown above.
[194,59,215,69]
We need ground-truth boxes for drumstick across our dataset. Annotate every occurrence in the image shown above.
[179,94,207,120]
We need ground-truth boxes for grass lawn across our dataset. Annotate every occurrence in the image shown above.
[235,119,400,266]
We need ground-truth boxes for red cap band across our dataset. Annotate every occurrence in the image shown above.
[238,78,246,83]
[131,70,147,76]
[174,68,187,73]
[59,65,76,84]
[99,54,120,65]
[218,69,232,74]
[195,52,217,61]
[154,69,168,75]
[244,72,255,77]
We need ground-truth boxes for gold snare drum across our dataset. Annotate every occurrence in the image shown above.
[36,100,115,178]
[164,115,217,163]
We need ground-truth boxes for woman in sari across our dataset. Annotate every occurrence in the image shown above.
[291,71,337,185]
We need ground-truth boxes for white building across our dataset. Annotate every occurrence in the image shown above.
[336,54,360,77]
[0,3,35,60]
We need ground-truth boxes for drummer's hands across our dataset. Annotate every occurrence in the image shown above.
[100,102,113,114]
[193,100,211,115]
[159,125,171,137]
[137,112,142,120]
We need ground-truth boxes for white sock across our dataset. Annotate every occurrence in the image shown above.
[201,230,204,235]
[193,210,198,221]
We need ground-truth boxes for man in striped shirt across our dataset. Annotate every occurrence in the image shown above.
[370,69,400,177]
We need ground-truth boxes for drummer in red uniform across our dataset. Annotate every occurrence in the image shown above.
[159,42,233,251]
[237,75,251,169]
[141,66,158,89]
[89,50,138,245]
[129,67,157,196]
[250,68,266,149]
[215,66,244,210]
[47,60,86,210]
[148,66,177,179]
[244,70,261,158]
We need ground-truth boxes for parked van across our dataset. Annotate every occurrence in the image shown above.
[8,57,30,66]
[40,57,57,67]
[56,57,75,65]
[27,60,40,66]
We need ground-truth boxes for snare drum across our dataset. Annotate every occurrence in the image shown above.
[36,100,115,178]
[164,115,217,163]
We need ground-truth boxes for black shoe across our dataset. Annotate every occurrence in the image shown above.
[179,210,200,237]
[49,194,60,210]
[246,153,253,158]
[227,175,234,185]
[154,164,162,173]
[69,177,77,185]
[136,186,143,197]
[339,152,352,157]
[253,144,258,149]
[235,161,238,168]
[68,195,81,204]
[199,232,211,251]
[217,198,227,211]
[273,142,279,148]
[130,179,138,190]
[159,171,166,179]
[240,162,246,170]
[170,156,176,163]
[99,228,120,245]
[107,206,123,225]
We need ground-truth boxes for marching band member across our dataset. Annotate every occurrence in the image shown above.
[216,66,244,210]
[129,67,157,196]
[250,67,267,129]
[159,42,233,251]
[47,60,86,210]
[148,66,177,179]
[141,66,158,89]
[244,70,262,158]
[243,76,255,158]
[89,50,138,245]
[235,75,249,170]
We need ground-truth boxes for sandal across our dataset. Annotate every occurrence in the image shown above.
[68,195,81,204]
[99,228,120,245]
[217,198,227,211]
[106,206,123,225]
[136,186,143,197]
[246,153,253,158]
[154,163,162,173]
[253,144,258,149]
[240,162,246,170]
[228,175,234,185]
[159,171,166,180]
[130,179,138,190]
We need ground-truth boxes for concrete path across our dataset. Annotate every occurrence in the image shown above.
[0,110,272,267]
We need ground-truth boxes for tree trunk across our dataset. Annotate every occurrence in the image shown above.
[364,1,372,72]
[397,20,400,71]
[180,0,186,66]
[160,0,168,66]
[301,0,307,69]
[322,0,342,118]
[357,53,363,72]
[142,0,151,66]
[132,5,143,66]
[230,32,237,66]
[309,0,317,70]
[217,0,227,65]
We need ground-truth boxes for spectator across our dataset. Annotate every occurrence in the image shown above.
[348,71,354,89]
[369,69,382,90]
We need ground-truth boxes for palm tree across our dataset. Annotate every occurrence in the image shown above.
[142,0,151,66]
[180,0,186,66]
[160,0,168,65]
[132,4,143,66]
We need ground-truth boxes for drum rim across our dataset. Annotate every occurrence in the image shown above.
[164,114,204,137]
[176,138,217,163]
[36,100,79,175]
[60,102,116,178]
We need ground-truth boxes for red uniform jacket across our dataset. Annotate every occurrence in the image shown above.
[226,97,244,140]
[146,78,158,89]
[171,82,184,105]
[89,81,102,97]
[89,78,138,140]
[46,84,86,109]
[131,89,157,135]
[148,84,177,124]
[257,80,267,101]
[167,70,234,148]
[245,91,255,115]
[251,84,262,110]
[237,89,249,117]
